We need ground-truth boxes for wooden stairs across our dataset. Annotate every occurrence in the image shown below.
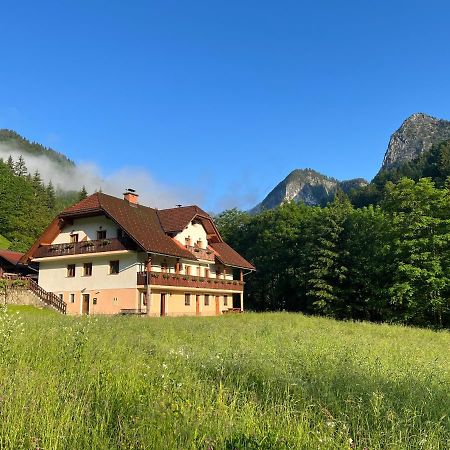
[1,275,67,314]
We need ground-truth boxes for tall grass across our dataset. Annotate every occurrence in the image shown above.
[0,306,448,449]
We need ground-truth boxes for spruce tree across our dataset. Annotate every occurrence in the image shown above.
[46,181,56,211]
[13,155,28,177]
[78,185,88,201]
[6,155,14,171]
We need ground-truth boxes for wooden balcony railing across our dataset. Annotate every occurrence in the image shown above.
[137,271,244,291]
[185,245,215,262]
[34,237,136,258]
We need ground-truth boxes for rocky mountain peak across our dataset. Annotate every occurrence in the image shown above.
[250,169,368,213]
[381,113,450,169]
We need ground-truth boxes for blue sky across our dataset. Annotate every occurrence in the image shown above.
[1,1,450,211]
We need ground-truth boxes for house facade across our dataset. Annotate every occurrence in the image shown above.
[21,190,254,316]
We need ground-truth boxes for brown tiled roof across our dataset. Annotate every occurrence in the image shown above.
[211,242,255,270]
[157,206,210,233]
[0,249,24,266]
[62,194,102,214]
[60,193,196,260]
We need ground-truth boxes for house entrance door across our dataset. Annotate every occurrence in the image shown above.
[196,295,200,316]
[82,294,90,315]
[215,296,220,316]
[160,293,166,316]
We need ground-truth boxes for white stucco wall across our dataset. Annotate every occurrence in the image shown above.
[53,216,121,244]
[174,221,207,248]
[38,253,140,292]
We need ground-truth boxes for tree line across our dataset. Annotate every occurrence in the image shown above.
[216,177,450,328]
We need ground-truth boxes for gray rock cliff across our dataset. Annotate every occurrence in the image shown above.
[382,113,450,169]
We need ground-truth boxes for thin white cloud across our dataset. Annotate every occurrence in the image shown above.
[0,143,203,209]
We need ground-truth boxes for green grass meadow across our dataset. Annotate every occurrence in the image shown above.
[0,234,10,249]
[0,307,448,449]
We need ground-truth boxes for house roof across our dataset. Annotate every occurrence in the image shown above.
[0,249,24,266]
[60,193,196,260]
[24,192,255,270]
[157,205,210,233]
[210,242,255,270]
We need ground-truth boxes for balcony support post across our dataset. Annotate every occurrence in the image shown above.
[146,255,152,316]
[239,292,244,312]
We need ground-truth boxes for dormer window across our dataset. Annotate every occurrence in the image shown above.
[185,236,192,246]
[196,238,203,248]
[97,230,107,240]
[70,233,79,243]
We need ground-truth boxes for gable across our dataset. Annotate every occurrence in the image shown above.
[52,216,120,244]
[174,220,208,247]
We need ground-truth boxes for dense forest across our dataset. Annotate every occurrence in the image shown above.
[216,140,450,328]
[0,156,86,252]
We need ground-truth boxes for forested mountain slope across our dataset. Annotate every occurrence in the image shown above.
[0,129,74,168]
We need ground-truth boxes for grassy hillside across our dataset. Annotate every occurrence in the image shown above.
[0,234,10,249]
[0,309,448,449]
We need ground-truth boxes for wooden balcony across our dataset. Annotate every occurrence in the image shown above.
[137,271,244,291]
[34,237,137,258]
[185,245,215,261]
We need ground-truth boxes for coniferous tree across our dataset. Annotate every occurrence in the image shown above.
[13,155,28,177]
[46,181,56,211]
[6,155,14,171]
[78,185,88,201]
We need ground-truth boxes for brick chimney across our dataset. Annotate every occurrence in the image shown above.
[123,188,139,204]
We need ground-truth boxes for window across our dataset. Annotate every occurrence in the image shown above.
[197,238,203,248]
[70,233,79,243]
[70,293,75,303]
[224,295,228,306]
[58,293,63,301]
[113,297,118,305]
[185,293,191,306]
[97,230,107,240]
[67,264,75,277]
[185,265,191,275]
[109,260,119,274]
[204,294,209,306]
[83,262,92,276]
[185,236,192,246]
